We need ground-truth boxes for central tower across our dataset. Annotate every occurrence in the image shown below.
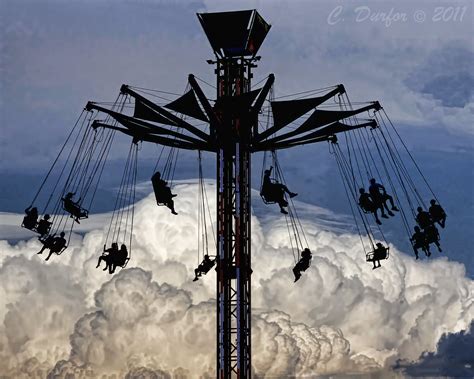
[197,10,271,378]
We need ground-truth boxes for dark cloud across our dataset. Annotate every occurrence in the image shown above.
[405,46,474,108]
[395,321,474,377]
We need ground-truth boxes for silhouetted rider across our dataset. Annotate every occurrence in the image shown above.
[415,206,432,230]
[38,232,67,261]
[429,199,446,229]
[410,226,430,259]
[62,192,87,223]
[151,171,178,215]
[193,254,216,282]
[358,188,385,225]
[293,248,312,282]
[96,243,119,274]
[23,206,39,230]
[261,167,297,215]
[369,178,398,217]
[36,214,52,237]
[370,242,388,270]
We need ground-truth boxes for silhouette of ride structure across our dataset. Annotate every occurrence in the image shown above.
[20,9,446,379]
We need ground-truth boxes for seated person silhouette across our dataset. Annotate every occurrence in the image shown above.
[369,242,388,269]
[415,207,433,230]
[111,244,129,273]
[429,199,446,228]
[425,223,442,252]
[62,192,87,223]
[23,206,39,230]
[293,248,312,282]
[36,214,52,237]
[358,188,384,225]
[96,243,119,274]
[410,226,430,259]
[151,171,178,215]
[369,178,398,217]
[37,232,67,261]
[193,254,216,282]
[261,166,297,215]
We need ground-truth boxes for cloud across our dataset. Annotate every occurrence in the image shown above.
[395,321,474,377]
[0,183,473,377]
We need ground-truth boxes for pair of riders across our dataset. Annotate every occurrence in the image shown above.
[261,166,298,214]
[62,192,88,224]
[96,243,129,274]
[367,242,389,269]
[151,171,178,215]
[23,206,52,236]
[411,200,446,259]
[37,231,67,261]
[359,178,399,225]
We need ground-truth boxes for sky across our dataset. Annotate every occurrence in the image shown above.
[0,0,473,377]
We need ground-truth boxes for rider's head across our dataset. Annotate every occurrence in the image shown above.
[370,178,376,184]
[112,242,118,248]
[359,188,365,194]
[376,242,383,247]
[60,232,65,237]
[430,199,436,205]
[44,214,50,220]
[264,169,271,176]
[417,206,423,212]
[414,226,420,232]
[121,244,126,250]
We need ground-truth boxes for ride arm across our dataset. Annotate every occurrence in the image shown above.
[254,85,345,143]
[86,102,208,145]
[251,74,275,115]
[260,102,381,146]
[120,85,210,142]
[254,119,376,151]
[92,121,213,151]
[188,74,219,126]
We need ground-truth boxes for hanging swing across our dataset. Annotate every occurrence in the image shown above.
[193,150,216,282]
[151,144,179,213]
[329,135,390,268]
[260,150,279,205]
[99,140,138,273]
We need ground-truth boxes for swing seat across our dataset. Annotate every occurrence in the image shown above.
[54,245,68,255]
[39,235,68,255]
[199,260,216,274]
[119,257,130,268]
[21,218,39,233]
[62,199,89,220]
[366,247,389,262]
[153,185,174,206]
[260,191,277,205]
[260,186,286,205]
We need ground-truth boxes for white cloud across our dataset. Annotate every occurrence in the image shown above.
[0,183,473,377]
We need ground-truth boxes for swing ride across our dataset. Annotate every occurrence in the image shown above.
[20,9,447,378]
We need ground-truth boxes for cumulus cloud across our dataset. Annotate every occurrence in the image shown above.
[0,183,473,377]
[395,321,474,377]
